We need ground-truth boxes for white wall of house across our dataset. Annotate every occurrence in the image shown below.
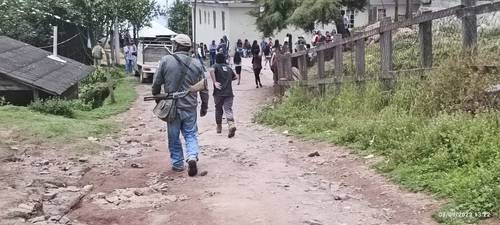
[193,4,231,46]
[192,3,339,53]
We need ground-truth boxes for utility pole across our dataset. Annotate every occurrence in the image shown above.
[113,18,120,66]
[394,0,399,22]
[405,0,411,19]
[193,0,197,49]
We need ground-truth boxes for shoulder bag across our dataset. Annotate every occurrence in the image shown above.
[153,54,192,122]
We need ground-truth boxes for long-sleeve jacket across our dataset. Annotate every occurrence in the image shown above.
[152,51,209,111]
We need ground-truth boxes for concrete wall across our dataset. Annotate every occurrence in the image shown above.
[193,3,338,54]
[193,4,230,47]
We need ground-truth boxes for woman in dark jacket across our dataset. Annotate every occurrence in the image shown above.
[251,40,260,56]
[252,52,263,88]
[233,50,242,85]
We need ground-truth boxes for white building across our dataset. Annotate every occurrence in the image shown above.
[189,0,421,48]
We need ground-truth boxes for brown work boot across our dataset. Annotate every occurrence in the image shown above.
[216,124,222,134]
[228,121,237,138]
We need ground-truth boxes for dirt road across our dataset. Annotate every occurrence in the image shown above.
[0,59,440,225]
[71,59,439,225]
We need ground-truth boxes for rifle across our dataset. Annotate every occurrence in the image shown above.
[144,78,207,101]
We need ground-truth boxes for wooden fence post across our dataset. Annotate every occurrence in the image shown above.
[461,0,478,53]
[283,53,293,81]
[275,54,284,96]
[333,34,343,92]
[298,53,308,81]
[419,10,433,72]
[317,49,325,95]
[379,17,394,90]
[275,53,292,96]
[354,32,366,85]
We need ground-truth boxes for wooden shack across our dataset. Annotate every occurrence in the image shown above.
[0,36,94,106]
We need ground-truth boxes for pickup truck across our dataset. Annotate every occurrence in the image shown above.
[135,37,173,83]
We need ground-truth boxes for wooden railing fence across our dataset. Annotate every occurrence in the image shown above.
[275,0,500,96]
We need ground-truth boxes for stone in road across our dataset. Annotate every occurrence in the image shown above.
[70,58,439,225]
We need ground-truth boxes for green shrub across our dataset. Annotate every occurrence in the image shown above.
[29,98,74,117]
[77,68,124,109]
[258,27,500,223]
[0,96,9,106]
[79,82,110,109]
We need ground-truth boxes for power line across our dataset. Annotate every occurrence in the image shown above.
[38,33,82,49]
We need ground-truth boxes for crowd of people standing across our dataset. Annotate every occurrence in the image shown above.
[198,28,343,89]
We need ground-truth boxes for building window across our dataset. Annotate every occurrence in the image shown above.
[221,11,225,31]
[208,10,210,24]
[204,11,207,24]
[199,9,202,24]
[378,8,386,20]
[213,11,216,29]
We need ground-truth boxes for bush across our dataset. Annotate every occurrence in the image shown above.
[79,82,110,109]
[257,56,500,223]
[29,98,74,117]
[0,96,9,106]
[78,68,124,109]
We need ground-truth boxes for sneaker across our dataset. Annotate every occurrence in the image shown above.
[187,160,198,177]
[228,122,237,138]
[259,83,263,88]
[256,85,259,88]
[228,127,236,138]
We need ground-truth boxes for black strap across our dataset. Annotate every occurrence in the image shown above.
[171,54,191,92]
[172,53,202,75]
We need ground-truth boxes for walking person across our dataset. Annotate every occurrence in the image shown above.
[251,40,260,56]
[209,53,237,138]
[91,41,105,67]
[233,49,242,85]
[252,52,263,88]
[263,41,272,68]
[244,39,252,58]
[209,40,217,66]
[260,38,267,53]
[124,41,137,74]
[151,34,209,176]
[217,38,228,61]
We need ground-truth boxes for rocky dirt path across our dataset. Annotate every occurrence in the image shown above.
[71,59,440,225]
[1,59,440,225]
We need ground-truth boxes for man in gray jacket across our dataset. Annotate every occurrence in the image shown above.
[152,34,209,176]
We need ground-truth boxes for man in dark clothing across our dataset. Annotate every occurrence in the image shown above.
[209,40,217,66]
[209,53,237,138]
[152,34,209,176]
[217,38,228,61]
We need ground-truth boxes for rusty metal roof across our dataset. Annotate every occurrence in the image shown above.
[0,36,94,95]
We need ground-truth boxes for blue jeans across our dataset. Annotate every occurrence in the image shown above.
[166,109,200,169]
[210,52,216,66]
[125,59,134,73]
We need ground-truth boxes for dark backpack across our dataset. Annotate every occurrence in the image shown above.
[234,51,242,64]
[264,45,270,55]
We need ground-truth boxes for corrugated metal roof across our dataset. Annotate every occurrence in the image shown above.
[0,36,94,95]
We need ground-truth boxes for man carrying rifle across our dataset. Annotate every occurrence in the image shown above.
[152,34,209,176]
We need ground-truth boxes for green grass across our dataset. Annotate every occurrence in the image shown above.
[0,78,137,149]
[257,26,500,224]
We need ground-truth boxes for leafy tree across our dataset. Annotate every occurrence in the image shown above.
[119,0,159,40]
[253,0,367,36]
[0,0,78,46]
[251,0,297,37]
[167,0,192,36]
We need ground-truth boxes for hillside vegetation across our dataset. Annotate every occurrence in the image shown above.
[257,24,500,224]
